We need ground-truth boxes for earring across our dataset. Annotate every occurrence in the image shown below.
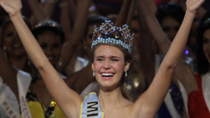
[125,71,128,77]
[3,46,7,57]
[3,46,6,50]
[58,59,63,66]
[93,72,95,77]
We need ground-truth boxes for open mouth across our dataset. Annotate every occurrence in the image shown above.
[101,73,114,77]
[12,44,22,48]
[47,57,54,61]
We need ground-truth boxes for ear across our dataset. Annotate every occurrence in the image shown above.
[91,63,94,72]
[124,61,130,72]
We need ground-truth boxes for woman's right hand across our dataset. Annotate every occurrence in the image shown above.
[0,0,22,17]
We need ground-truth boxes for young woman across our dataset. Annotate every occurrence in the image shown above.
[0,0,204,117]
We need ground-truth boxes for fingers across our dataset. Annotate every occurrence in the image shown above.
[186,0,205,13]
[0,0,22,16]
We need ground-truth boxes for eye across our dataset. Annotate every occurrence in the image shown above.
[40,43,47,49]
[53,43,61,49]
[111,58,119,62]
[203,38,210,44]
[96,58,103,61]
[6,31,14,37]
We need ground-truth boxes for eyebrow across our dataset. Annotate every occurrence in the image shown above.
[95,56,120,58]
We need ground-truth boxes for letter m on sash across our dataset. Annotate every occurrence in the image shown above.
[87,101,98,117]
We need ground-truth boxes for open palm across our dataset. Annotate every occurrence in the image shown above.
[186,0,205,13]
[0,0,22,16]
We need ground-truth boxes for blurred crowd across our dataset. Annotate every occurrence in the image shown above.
[0,0,210,117]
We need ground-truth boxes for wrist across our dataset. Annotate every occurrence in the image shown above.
[10,12,22,20]
[185,9,196,18]
[10,12,24,27]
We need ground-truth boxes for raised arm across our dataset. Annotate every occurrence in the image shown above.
[41,1,56,19]
[59,0,72,41]
[132,0,205,117]
[137,0,199,94]
[114,0,133,26]
[0,0,82,118]
[56,0,92,72]
[65,0,78,23]
[26,0,47,25]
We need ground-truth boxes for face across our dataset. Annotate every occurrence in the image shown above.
[161,16,180,41]
[203,29,210,64]
[37,31,62,67]
[3,23,26,57]
[91,45,130,90]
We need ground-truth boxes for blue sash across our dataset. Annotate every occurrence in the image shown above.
[80,92,104,118]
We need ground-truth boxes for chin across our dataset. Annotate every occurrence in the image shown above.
[99,82,120,90]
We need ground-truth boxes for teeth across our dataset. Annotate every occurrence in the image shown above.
[48,57,53,60]
[13,45,21,48]
[102,73,113,77]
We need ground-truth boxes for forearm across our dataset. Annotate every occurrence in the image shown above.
[164,10,195,67]
[115,0,133,26]
[148,0,158,14]
[60,0,72,41]
[56,0,92,72]
[27,0,47,23]
[126,0,135,25]
[42,2,56,18]
[66,0,77,23]
[136,0,171,55]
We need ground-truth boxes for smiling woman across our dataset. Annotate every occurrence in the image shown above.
[0,17,34,73]
[0,0,204,117]
[32,20,64,68]
[92,45,130,89]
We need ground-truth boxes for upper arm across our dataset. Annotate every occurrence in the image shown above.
[132,61,175,117]
[38,62,83,118]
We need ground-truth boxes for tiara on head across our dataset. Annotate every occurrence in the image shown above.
[91,20,134,55]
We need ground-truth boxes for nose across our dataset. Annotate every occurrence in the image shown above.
[45,46,53,55]
[103,60,111,70]
[14,34,21,41]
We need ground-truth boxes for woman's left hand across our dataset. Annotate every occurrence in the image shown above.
[186,0,205,13]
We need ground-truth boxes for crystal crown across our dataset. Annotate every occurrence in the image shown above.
[91,20,134,55]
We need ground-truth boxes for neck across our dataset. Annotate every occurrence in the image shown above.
[98,86,128,109]
[9,54,28,71]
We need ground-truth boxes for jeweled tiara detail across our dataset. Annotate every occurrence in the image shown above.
[91,20,134,55]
